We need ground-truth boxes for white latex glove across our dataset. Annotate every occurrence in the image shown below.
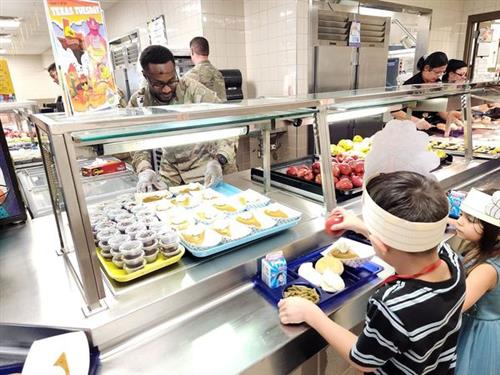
[136,169,167,193]
[204,159,223,188]
[416,118,432,131]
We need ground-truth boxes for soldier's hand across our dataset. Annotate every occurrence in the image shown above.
[137,169,167,192]
[204,160,223,188]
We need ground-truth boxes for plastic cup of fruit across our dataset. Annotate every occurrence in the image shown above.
[119,240,144,257]
[107,208,129,221]
[158,231,179,252]
[108,234,131,252]
[123,256,146,274]
[135,210,156,220]
[102,203,123,213]
[149,221,167,233]
[141,216,160,229]
[124,202,138,212]
[116,218,137,234]
[135,230,157,247]
[115,212,135,223]
[96,228,120,246]
[144,249,159,263]
[161,245,181,258]
[94,221,116,234]
[112,254,124,269]
[143,239,159,255]
[100,249,113,260]
[125,223,147,240]
[130,206,151,215]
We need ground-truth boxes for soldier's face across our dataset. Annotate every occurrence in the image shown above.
[143,61,178,102]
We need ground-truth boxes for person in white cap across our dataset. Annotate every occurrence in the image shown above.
[278,120,466,375]
[453,189,500,375]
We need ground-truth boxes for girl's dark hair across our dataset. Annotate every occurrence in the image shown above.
[366,171,448,223]
[443,59,467,82]
[417,52,448,71]
[464,189,500,274]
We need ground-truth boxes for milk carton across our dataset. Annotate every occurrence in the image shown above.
[261,251,287,288]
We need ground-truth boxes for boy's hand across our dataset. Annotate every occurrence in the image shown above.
[328,207,368,237]
[278,297,321,324]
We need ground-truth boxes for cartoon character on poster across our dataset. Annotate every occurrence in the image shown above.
[45,0,119,114]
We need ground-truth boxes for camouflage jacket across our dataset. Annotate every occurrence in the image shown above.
[183,60,227,101]
[128,78,237,185]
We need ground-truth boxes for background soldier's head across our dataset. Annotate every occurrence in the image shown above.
[190,36,210,64]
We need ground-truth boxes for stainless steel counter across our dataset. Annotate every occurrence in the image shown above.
[1,160,498,374]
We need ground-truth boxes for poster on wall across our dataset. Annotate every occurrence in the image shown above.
[0,58,16,102]
[44,0,119,115]
[148,15,167,46]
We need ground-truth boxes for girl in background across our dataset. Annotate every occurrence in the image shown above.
[453,189,500,375]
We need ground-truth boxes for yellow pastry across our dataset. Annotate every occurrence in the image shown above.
[236,212,261,228]
[213,222,231,237]
[239,196,248,205]
[173,194,190,207]
[264,206,289,219]
[182,229,205,245]
[213,201,237,212]
[142,195,164,203]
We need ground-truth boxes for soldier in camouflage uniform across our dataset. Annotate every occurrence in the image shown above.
[184,36,227,101]
[128,45,238,189]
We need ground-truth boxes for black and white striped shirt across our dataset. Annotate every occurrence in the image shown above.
[350,243,466,375]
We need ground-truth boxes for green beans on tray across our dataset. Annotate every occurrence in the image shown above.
[283,285,320,304]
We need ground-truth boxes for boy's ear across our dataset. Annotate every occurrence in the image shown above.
[369,234,390,256]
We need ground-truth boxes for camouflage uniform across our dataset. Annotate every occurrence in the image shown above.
[183,60,227,101]
[128,77,237,186]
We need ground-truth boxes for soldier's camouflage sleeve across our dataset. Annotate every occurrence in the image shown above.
[131,151,153,173]
[182,77,221,104]
[216,137,237,166]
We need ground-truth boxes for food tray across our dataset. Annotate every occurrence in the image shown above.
[181,218,300,257]
[96,245,185,282]
[253,240,383,310]
[180,183,302,257]
[250,156,362,203]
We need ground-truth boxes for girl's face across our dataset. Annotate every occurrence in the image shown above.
[456,212,483,242]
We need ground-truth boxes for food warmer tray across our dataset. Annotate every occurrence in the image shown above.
[180,183,302,258]
[250,156,362,203]
[253,237,383,310]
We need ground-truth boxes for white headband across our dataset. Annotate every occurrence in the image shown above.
[362,186,448,252]
[461,189,500,228]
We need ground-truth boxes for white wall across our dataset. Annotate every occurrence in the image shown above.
[201,0,247,96]
[105,0,202,49]
[5,54,61,101]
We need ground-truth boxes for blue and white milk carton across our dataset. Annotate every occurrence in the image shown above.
[261,251,287,288]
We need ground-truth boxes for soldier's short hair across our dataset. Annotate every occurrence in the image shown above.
[47,62,56,73]
[190,37,209,56]
[140,45,175,70]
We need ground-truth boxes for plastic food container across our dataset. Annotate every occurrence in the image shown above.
[115,212,135,223]
[135,230,157,247]
[130,206,151,214]
[116,218,137,233]
[123,251,145,268]
[112,254,124,269]
[96,228,120,245]
[102,203,123,213]
[159,230,179,252]
[124,258,146,274]
[149,221,167,232]
[161,246,181,258]
[119,240,144,257]
[135,210,156,220]
[94,221,116,234]
[141,216,160,229]
[124,202,138,212]
[125,223,147,239]
[108,234,131,252]
[143,240,159,256]
[98,240,112,252]
[107,208,128,221]
[144,249,159,263]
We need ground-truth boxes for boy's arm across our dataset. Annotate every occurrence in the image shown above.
[278,297,377,373]
[463,263,498,311]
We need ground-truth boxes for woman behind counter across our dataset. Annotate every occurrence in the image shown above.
[443,59,468,83]
[393,52,463,132]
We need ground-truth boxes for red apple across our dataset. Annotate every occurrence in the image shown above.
[334,176,339,184]
[338,163,352,176]
[311,161,321,174]
[353,161,365,174]
[286,166,299,176]
[303,170,315,181]
[351,175,363,188]
[332,163,340,178]
[325,213,345,236]
[315,173,322,184]
[336,178,353,190]
[297,168,309,178]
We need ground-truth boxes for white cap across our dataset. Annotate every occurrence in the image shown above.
[461,189,500,228]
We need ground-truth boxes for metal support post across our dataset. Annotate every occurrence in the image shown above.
[262,121,272,194]
[461,93,473,162]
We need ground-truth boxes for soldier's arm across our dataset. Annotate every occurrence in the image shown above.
[131,151,153,173]
[215,137,237,165]
[188,78,222,104]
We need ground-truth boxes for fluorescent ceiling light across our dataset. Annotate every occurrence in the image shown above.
[327,106,389,122]
[359,7,394,18]
[0,19,20,28]
[103,126,248,155]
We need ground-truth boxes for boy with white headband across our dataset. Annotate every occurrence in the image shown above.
[279,120,466,374]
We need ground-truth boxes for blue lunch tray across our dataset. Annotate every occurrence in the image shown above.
[181,183,302,258]
[253,240,384,309]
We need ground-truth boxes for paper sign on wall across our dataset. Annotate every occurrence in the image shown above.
[0,58,15,102]
[349,20,361,47]
[44,0,119,115]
